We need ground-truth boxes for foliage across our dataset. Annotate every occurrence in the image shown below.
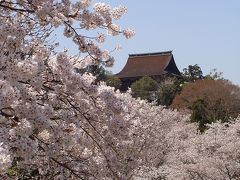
[171,79,240,128]
[191,98,211,132]
[130,76,181,106]
[76,64,111,82]
[105,75,122,90]
[205,68,225,81]
[130,76,159,102]
[182,64,226,82]
[157,77,181,106]
[182,64,203,82]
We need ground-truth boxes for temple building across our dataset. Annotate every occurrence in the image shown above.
[116,51,181,91]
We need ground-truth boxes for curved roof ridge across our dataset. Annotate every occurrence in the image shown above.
[129,51,172,57]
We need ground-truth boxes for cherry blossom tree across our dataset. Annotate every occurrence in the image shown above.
[165,118,240,180]
[133,116,240,180]
[1,1,240,179]
[0,0,144,179]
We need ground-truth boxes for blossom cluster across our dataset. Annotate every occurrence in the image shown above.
[0,0,239,179]
[0,0,137,178]
[134,116,240,180]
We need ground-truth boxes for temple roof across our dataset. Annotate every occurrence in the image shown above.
[116,51,181,79]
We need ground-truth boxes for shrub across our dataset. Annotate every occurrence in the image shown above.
[131,76,159,102]
[171,79,240,129]
[106,75,122,90]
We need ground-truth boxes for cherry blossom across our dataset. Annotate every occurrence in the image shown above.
[0,0,239,179]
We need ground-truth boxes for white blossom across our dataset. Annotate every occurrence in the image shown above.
[2,1,239,180]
